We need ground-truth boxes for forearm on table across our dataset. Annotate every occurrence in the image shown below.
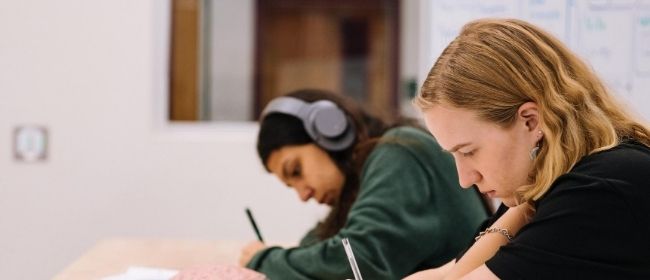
[444,204,531,280]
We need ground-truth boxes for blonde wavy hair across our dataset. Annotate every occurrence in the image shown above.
[416,18,650,203]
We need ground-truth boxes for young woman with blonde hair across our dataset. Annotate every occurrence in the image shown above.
[406,18,650,279]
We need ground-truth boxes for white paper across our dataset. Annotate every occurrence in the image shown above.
[102,266,178,280]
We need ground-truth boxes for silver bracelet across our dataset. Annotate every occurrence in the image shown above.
[475,227,513,241]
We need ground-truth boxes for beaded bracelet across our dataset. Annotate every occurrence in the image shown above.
[475,227,513,241]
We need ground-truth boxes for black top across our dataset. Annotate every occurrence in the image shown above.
[485,141,650,279]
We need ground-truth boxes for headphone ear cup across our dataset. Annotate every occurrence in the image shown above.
[311,104,348,138]
[314,120,356,151]
[306,101,355,151]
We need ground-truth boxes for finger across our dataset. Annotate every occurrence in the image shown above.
[238,255,247,266]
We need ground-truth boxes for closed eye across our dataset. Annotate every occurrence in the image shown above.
[291,163,302,178]
[281,159,302,181]
[459,150,474,157]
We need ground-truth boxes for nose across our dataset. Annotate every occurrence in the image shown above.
[292,181,313,202]
[455,160,481,188]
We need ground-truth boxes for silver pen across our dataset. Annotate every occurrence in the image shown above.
[342,237,363,280]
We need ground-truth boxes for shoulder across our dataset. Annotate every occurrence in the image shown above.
[374,126,445,157]
[545,141,650,198]
[362,127,429,173]
[359,126,458,192]
[536,141,650,234]
[380,126,433,143]
[362,126,452,171]
[543,141,650,200]
[568,140,650,185]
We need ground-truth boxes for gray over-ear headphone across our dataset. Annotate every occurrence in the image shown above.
[261,96,356,151]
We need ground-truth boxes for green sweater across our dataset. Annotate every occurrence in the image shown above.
[247,127,487,279]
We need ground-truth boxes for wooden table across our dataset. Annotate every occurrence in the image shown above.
[53,238,248,280]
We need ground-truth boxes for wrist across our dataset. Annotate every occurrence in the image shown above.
[490,203,532,236]
[475,227,513,241]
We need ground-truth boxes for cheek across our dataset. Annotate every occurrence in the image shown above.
[305,160,343,192]
[315,164,345,194]
[491,145,532,187]
[324,165,345,191]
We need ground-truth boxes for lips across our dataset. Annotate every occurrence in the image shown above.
[477,186,496,198]
[318,193,329,204]
[316,193,336,205]
[325,193,336,205]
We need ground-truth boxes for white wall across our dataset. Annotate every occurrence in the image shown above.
[399,0,422,118]
[0,1,326,279]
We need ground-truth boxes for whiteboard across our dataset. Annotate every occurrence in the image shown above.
[420,0,650,121]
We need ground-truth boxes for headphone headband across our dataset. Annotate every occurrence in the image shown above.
[261,96,356,151]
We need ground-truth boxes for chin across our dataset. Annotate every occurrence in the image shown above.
[501,197,518,207]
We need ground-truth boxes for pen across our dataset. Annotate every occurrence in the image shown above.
[245,207,264,243]
[342,237,363,280]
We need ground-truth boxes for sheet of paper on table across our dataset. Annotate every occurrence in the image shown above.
[102,266,178,280]
[102,264,268,280]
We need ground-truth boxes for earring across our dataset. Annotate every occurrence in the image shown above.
[529,145,540,161]
[530,130,543,161]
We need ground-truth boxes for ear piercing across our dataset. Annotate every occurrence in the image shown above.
[530,130,543,161]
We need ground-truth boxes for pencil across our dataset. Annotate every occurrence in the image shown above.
[245,207,264,243]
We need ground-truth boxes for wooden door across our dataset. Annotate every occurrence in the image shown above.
[169,0,200,121]
[255,0,399,119]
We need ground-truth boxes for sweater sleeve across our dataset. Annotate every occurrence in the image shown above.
[246,141,470,279]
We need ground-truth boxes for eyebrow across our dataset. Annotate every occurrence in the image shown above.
[444,142,472,153]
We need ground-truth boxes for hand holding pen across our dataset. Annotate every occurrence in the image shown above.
[246,207,264,242]
[239,207,268,266]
